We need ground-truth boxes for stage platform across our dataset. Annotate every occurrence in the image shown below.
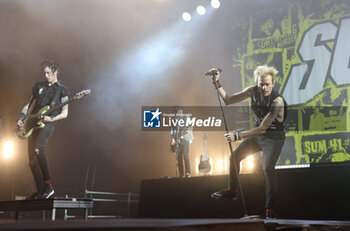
[0,218,349,231]
[138,163,350,220]
[0,197,93,221]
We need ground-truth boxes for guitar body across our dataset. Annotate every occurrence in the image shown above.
[198,134,212,173]
[15,89,91,139]
[198,154,211,173]
[15,106,50,139]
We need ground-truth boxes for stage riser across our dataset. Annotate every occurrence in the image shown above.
[138,164,350,220]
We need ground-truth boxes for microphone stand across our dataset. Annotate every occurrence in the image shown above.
[211,76,249,218]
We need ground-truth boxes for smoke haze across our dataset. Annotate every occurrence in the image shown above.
[0,0,257,199]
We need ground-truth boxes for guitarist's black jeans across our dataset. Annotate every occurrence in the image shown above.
[28,122,55,192]
[177,139,190,177]
[229,131,285,211]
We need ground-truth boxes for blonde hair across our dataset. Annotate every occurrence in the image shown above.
[254,65,278,83]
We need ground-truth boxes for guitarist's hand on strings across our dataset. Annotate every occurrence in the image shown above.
[38,115,53,123]
[41,115,54,123]
[17,119,24,129]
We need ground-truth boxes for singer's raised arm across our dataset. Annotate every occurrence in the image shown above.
[207,67,254,105]
[218,85,255,105]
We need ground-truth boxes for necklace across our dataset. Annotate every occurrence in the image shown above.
[263,95,271,107]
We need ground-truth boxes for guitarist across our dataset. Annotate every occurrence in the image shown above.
[16,59,70,199]
[170,106,193,178]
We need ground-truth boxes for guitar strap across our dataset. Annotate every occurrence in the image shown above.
[50,82,64,108]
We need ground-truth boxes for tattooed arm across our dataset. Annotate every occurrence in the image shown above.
[224,97,284,142]
[270,96,285,122]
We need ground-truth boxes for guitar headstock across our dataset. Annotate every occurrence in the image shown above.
[74,89,92,100]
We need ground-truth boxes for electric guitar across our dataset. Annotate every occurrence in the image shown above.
[170,125,193,153]
[198,134,211,173]
[15,89,91,139]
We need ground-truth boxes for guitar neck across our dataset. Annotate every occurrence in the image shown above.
[44,97,75,116]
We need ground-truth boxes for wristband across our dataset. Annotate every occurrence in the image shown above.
[233,129,243,141]
[17,113,26,122]
[213,81,222,89]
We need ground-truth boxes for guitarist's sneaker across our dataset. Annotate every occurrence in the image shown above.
[42,187,55,199]
[37,186,55,199]
[265,208,277,219]
[211,188,238,200]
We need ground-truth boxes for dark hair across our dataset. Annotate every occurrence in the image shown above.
[40,59,59,73]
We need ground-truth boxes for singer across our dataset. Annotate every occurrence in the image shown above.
[208,65,287,219]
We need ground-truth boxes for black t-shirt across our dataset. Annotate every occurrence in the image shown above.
[31,81,70,117]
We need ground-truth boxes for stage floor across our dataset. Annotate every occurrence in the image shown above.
[0,218,350,231]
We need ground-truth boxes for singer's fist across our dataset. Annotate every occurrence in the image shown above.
[207,68,221,82]
[224,132,235,143]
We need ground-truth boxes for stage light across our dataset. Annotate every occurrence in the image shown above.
[240,153,260,174]
[2,141,14,159]
[217,157,224,172]
[211,0,220,9]
[247,155,254,169]
[196,5,206,15]
[182,12,191,21]
[275,164,310,169]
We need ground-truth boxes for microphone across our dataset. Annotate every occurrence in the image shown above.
[205,68,222,76]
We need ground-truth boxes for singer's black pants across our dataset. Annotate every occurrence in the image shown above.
[229,131,285,210]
